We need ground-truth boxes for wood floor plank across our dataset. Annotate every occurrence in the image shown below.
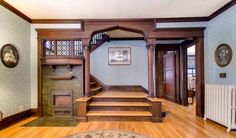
[1,99,236,138]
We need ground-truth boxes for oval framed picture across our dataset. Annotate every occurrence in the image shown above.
[214,43,232,67]
[0,44,19,68]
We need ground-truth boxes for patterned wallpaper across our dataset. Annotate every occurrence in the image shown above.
[0,5,31,118]
[204,5,236,84]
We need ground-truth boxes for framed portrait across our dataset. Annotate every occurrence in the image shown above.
[108,47,131,65]
[0,44,19,68]
[214,44,232,67]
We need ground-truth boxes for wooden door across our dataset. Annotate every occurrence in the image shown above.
[163,52,176,102]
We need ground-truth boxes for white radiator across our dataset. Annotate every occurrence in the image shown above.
[204,84,236,132]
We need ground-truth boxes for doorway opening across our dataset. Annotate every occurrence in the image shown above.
[187,45,196,111]
[155,38,204,117]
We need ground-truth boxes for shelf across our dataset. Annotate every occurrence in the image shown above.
[42,58,83,66]
[48,74,74,80]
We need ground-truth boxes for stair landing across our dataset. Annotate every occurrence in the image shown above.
[92,91,147,98]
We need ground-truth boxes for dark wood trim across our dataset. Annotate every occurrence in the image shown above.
[31,19,82,24]
[0,1,31,23]
[91,26,146,38]
[180,45,188,106]
[195,37,205,117]
[155,48,159,97]
[209,0,236,20]
[155,17,209,23]
[109,37,144,41]
[152,27,205,39]
[37,36,43,116]
[181,40,195,49]
[0,109,31,130]
[31,108,38,116]
[83,18,155,22]
[156,44,180,51]
[175,50,181,104]
[147,39,155,98]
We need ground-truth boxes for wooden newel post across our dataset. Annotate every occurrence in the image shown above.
[82,38,91,97]
[147,39,155,98]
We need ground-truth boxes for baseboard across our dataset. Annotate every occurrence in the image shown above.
[0,109,31,130]
[31,108,38,116]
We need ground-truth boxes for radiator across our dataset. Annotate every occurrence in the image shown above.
[204,84,236,132]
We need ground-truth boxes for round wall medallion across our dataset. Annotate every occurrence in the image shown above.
[0,44,19,68]
[214,43,232,67]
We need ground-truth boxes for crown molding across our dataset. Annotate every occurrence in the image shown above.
[31,19,82,24]
[0,0,31,23]
[209,0,236,20]
[155,17,209,23]
[0,0,236,24]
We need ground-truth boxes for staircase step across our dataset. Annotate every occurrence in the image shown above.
[92,92,147,98]
[90,86,102,92]
[87,111,152,117]
[90,82,96,85]
[89,102,150,107]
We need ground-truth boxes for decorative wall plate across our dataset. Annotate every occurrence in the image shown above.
[214,44,232,67]
[0,44,19,68]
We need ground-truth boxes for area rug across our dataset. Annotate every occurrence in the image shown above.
[22,116,78,127]
[64,130,148,138]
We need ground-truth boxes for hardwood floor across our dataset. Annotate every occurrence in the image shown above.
[1,99,236,138]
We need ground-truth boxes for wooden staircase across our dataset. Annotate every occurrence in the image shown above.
[90,32,110,53]
[76,91,163,122]
[90,81,102,95]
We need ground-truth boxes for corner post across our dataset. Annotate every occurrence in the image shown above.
[82,38,91,97]
[147,38,156,98]
[195,37,205,117]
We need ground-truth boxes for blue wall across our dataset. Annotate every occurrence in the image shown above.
[90,40,148,89]
[0,5,31,118]
[204,5,236,84]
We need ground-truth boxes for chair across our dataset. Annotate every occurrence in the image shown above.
[188,77,196,104]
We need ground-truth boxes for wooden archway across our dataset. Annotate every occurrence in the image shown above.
[36,19,205,117]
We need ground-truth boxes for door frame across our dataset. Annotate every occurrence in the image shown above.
[155,44,181,104]
[155,36,205,117]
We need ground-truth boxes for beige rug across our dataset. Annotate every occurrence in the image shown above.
[64,130,148,138]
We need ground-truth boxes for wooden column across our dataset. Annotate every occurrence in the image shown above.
[147,39,155,98]
[195,37,205,117]
[82,39,91,97]
[180,45,188,106]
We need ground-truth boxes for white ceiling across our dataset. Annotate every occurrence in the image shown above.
[5,0,231,19]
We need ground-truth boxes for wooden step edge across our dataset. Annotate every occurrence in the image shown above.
[90,86,102,92]
[89,102,150,107]
[87,111,152,117]
[91,96,147,99]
